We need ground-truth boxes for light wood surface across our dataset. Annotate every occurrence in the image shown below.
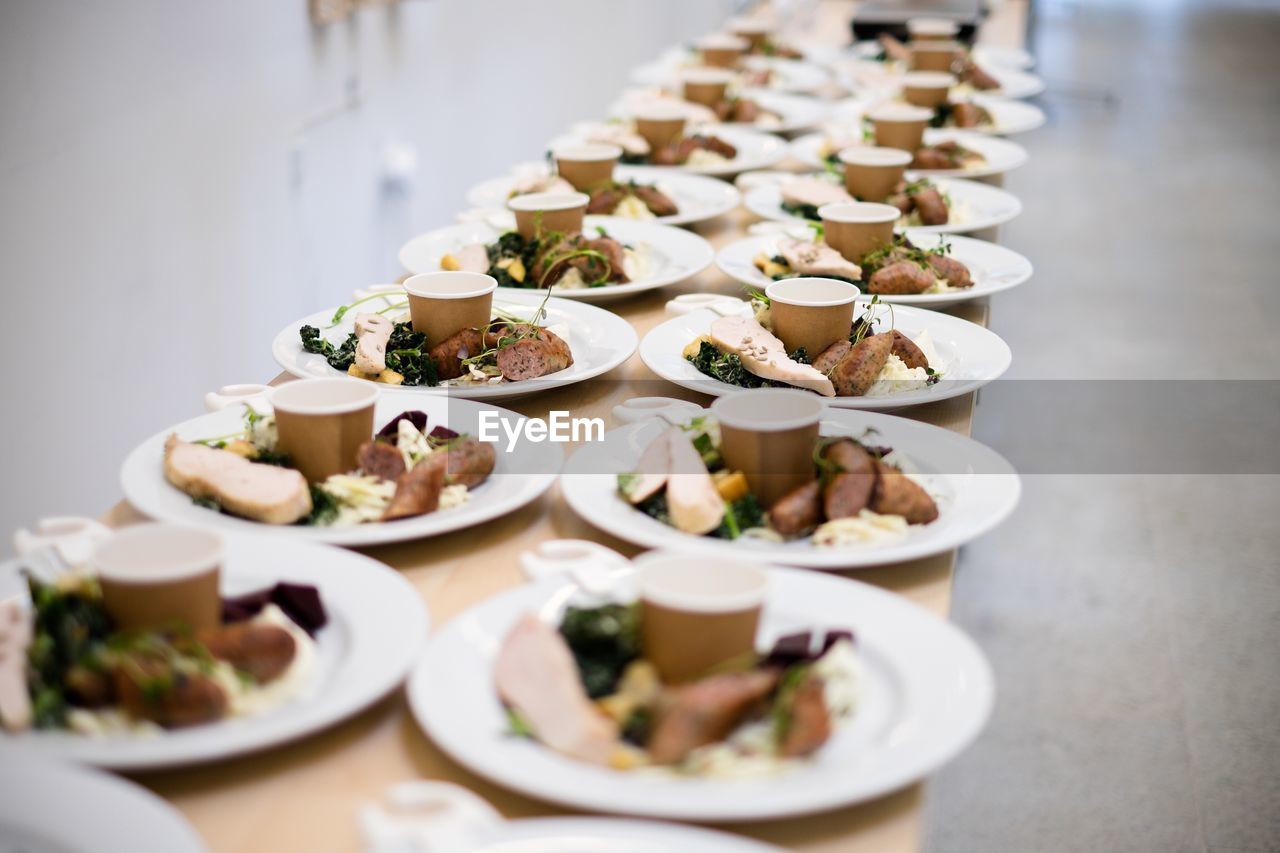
[101,2,1028,850]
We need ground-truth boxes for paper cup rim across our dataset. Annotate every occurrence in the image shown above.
[635,552,770,613]
[269,377,380,415]
[92,523,224,584]
[710,388,828,432]
[838,146,914,167]
[819,201,903,224]
[506,191,591,213]
[552,142,623,162]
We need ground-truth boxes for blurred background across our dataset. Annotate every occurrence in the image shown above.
[0,0,738,535]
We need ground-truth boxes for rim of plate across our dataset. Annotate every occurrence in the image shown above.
[788,129,1028,178]
[0,753,207,853]
[638,303,1012,411]
[466,165,742,227]
[2,532,429,769]
[482,818,783,851]
[396,216,714,301]
[120,394,563,547]
[271,289,637,397]
[408,565,995,820]
[553,124,788,177]
[966,94,1047,136]
[714,229,1034,307]
[560,410,1021,569]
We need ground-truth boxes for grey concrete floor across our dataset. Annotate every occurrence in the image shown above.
[925,1,1280,851]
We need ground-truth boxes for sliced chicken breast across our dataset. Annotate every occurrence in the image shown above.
[708,316,836,397]
[777,238,862,280]
[164,435,312,525]
[495,614,619,765]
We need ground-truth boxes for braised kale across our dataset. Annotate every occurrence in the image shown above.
[25,574,113,728]
[299,323,439,386]
[300,325,356,372]
[559,603,640,698]
[712,494,766,540]
[687,341,780,389]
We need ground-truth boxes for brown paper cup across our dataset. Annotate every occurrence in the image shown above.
[507,191,589,240]
[910,40,962,72]
[901,71,957,108]
[697,34,749,68]
[681,68,736,108]
[869,104,934,152]
[552,143,621,192]
[766,277,860,360]
[839,146,914,201]
[403,270,498,350]
[819,201,901,262]
[907,17,961,42]
[730,18,773,49]
[636,552,768,684]
[270,378,378,483]
[93,524,223,633]
[710,389,827,510]
[634,105,688,151]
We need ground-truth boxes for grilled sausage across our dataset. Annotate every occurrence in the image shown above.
[828,332,893,396]
[911,147,955,170]
[778,674,833,757]
[587,186,629,214]
[871,459,939,524]
[811,340,852,375]
[584,236,630,283]
[768,480,823,536]
[887,192,913,216]
[631,185,679,217]
[733,98,762,123]
[358,440,406,482]
[496,330,573,381]
[821,440,875,519]
[428,328,485,380]
[889,330,930,370]
[867,261,935,295]
[198,623,297,684]
[420,437,496,488]
[950,101,989,128]
[112,661,229,728]
[928,254,973,289]
[383,459,445,520]
[909,186,949,225]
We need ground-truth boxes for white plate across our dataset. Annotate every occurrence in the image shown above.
[840,48,1042,98]
[789,128,1028,179]
[562,409,1019,569]
[397,216,714,301]
[610,88,831,137]
[974,45,1035,70]
[631,55,831,95]
[466,164,741,227]
[717,228,1033,308]
[409,565,995,819]
[825,93,1043,137]
[273,291,635,396]
[742,175,1022,235]
[121,394,562,548]
[554,123,787,177]
[473,817,780,851]
[969,65,1044,99]
[849,41,1034,70]
[640,302,1012,411]
[0,752,207,852]
[1,532,429,769]
[961,94,1046,136]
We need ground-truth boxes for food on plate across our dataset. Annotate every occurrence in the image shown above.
[775,175,958,227]
[885,178,951,225]
[586,180,680,219]
[870,34,1001,90]
[778,176,853,220]
[616,416,939,546]
[439,225,651,291]
[911,139,987,171]
[706,93,782,127]
[584,124,739,169]
[932,99,994,130]
[507,174,576,198]
[169,407,494,527]
[684,291,946,396]
[755,229,972,295]
[8,572,325,735]
[495,593,861,775]
[299,291,574,384]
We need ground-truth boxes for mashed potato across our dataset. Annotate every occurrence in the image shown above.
[613,194,657,220]
[812,509,911,546]
[685,148,730,168]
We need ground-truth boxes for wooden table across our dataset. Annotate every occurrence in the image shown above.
[103,3,1027,850]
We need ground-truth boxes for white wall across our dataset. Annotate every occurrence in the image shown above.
[0,0,734,545]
